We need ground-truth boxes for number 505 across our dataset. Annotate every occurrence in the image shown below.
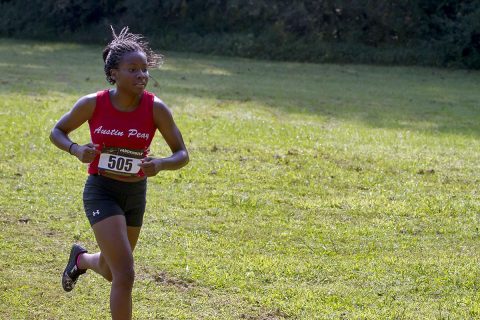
[107,155,133,171]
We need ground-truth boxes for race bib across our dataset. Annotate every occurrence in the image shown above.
[98,147,144,176]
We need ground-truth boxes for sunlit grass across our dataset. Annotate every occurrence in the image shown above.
[1,38,480,319]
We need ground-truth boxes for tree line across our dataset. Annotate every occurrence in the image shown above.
[1,0,479,68]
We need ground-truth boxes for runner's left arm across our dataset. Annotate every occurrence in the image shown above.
[138,98,189,176]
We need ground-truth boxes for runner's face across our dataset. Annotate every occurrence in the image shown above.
[111,51,149,94]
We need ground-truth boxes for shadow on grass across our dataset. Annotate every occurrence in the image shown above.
[157,52,480,137]
[1,38,479,137]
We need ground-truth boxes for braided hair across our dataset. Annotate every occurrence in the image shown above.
[102,26,164,85]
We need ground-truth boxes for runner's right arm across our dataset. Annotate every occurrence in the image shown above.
[49,93,100,163]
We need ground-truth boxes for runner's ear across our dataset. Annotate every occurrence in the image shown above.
[110,69,118,81]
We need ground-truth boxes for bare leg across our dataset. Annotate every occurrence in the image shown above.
[83,215,137,320]
[78,225,141,282]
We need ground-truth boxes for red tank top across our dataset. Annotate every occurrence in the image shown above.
[88,89,156,176]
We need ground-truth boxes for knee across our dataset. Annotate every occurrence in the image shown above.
[112,263,135,288]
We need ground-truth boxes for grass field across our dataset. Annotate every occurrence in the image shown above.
[1,38,480,319]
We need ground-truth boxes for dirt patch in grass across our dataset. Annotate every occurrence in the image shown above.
[153,271,195,290]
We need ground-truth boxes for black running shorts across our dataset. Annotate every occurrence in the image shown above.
[83,174,147,227]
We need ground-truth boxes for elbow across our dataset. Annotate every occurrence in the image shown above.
[49,128,56,144]
[49,126,63,145]
[183,150,190,167]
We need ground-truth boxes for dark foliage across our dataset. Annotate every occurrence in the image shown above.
[1,0,479,68]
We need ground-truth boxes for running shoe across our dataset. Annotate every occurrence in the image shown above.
[62,244,88,292]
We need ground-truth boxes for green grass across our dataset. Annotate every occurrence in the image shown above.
[1,38,480,319]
